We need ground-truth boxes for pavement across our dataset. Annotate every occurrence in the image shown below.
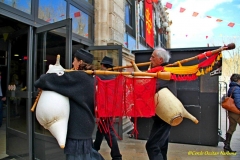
[98,108,240,160]
[1,108,240,160]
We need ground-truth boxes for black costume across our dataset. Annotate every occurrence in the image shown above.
[93,74,122,160]
[145,64,177,160]
[34,71,104,160]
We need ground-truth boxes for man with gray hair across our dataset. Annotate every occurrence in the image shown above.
[145,47,177,160]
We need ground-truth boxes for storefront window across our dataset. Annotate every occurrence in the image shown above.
[70,5,92,39]
[8,33,28,133]
[38,0,66,23]
[0,0,31,14]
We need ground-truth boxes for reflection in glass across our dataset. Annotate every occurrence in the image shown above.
[73,0,92,5]
[91,50,119,70]
[125,1,132,26]
[125,33,136,51]
[70,5,92,39]
[124,33,128,48]
[84,0,92,4]
[35,29,66,135]
[9,34,28,132]
[139,43,147,50]
[0,0,32,14]
[38,0,66,23]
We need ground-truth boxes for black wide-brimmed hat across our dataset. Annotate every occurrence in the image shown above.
[101,56,114,67]
[74,49,93,64]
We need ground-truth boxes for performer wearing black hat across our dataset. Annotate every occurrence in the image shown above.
[35,49,104,160]
[93,56,122,160]
[72,48,94,70]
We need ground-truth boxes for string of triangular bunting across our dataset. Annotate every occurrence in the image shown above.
[165,2,237,28]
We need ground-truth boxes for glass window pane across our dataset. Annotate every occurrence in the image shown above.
[125,2,132,26]
[90,50,119,70]
[70,5,92,39]
[124,33,128,48]
[35,29,67,135]
[84,0,92,4]
[38,0,66,23]
[9,33,28,133]
[0,0,32,14]
[139,19,145,37]
[125,4,130,25]
[139,1,144,17]
[73,0,93,5]
[127,34,136,51]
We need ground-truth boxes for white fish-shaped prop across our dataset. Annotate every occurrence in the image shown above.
[34,55,70,149]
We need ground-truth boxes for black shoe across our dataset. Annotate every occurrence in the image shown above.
[223,133,236,153]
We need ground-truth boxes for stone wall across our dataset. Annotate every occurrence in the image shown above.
[94,0,134,65]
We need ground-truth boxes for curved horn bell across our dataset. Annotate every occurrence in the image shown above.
[155,88,199,126]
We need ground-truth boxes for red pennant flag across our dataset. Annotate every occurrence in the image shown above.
[192,12,199,17]
[46,18,51,22]
[60,14,65,17]
[216,19,222,22]
[165,2,172,9]
[228,22,235,27]
[180,7,185,13]
[74,12,81,17]
[206,16,211,18]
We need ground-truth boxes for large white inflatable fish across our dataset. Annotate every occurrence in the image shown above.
[36,55,69,149]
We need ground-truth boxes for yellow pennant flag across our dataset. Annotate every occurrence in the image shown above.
[3,33,8,41]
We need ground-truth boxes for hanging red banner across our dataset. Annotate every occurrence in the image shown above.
[145,1,154,48]
[96,75,156,117]
[180,7,185,13]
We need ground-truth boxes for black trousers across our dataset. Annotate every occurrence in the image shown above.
[93,118,122,160]
[146,117,171,160]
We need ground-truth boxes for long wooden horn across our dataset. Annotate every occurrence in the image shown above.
[108,43,235,70]
[107,62,151,71]
[166,43,235,67]
[84,70,171,80]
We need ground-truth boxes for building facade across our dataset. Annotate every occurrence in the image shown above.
[0,0,170,159]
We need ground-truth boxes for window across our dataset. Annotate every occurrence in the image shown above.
[70,5,92,39]
[125,1,132,27]
[38,0,66,23]
[125,0,135,37]
[139,1,146,45]
[73,0,93,5]
[1,0,32,14]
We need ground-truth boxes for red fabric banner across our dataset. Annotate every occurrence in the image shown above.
[74,12,81,17]
[216,19,223,22]
[228,22,235,27]
[180,7,185,13]
[192,12,199,17]
[145,1,154,48]
[166,2,172,9]
[96,75,156,118]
